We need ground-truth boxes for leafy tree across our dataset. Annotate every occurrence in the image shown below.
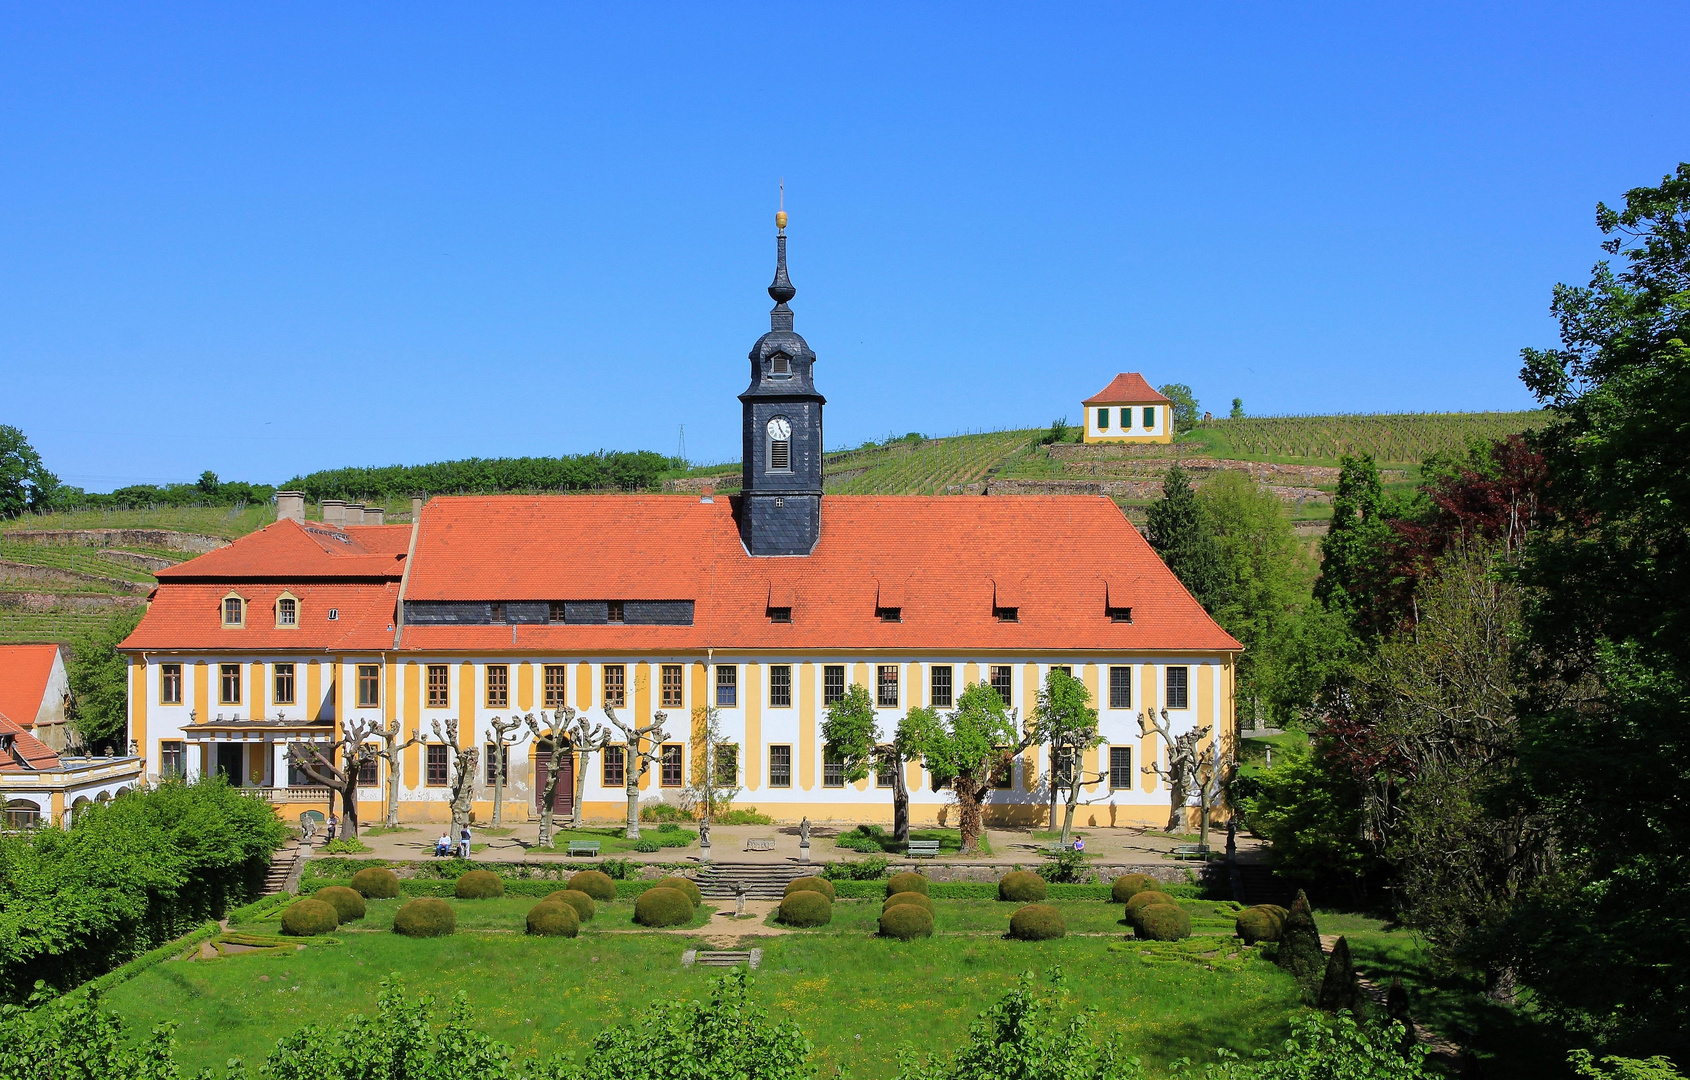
[1030,669,1101,846]
[1146,465,1224,611]
[1241,744,1379,893]
[682,704,740,825]
[1041,417,1072,446]
[898,682,1034,854]
[64,607,144,751]
[821,683,914,841]
[287,719,383,838]
[1511,163,1690,1045]
[1313,455,1397,637]
[1230,397,1245,419]
[0,425,59,518]
[1159,383,1201,433]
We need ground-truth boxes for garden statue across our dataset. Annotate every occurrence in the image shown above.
[699,817,711,863]
[798,816,811,863]
[734,879,748,917]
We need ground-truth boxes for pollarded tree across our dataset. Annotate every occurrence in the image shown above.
[370,717,423,828]
[1029,668,1102,847]
[604,703,668,840]
[821,683,916,842]
[485,714,527,826]
[287,718,381,838]
[898,682,1035,855]
[525,707,609,846]
[431,719,478,835]
[1137,707,1207,834]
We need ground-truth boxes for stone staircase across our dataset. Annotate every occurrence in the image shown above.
[262,839,305,896]
[693,862,814,900]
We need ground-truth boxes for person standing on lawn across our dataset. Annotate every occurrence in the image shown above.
[458,823,471,859]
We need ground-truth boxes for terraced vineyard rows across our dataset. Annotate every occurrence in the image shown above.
[822,429,1037,494]
[1198,411,1545,464]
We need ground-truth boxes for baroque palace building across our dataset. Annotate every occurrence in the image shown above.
[120,214,1240,827]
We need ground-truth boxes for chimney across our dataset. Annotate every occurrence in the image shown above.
[364,507,385,525]
[345,504,365,526]
[275,491,305,523]
[700,483,715,505]
[411,492,425,521]
[322,500,346,527]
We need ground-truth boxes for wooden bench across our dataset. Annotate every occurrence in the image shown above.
[1170,843,1211,860]
[1044,841,1073,855]
[744,837,775,852]
[568,840,602,857]
[906,839,940,858]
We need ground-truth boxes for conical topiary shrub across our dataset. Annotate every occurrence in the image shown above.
[1318,935,1361,1014]
[1274,890,1325,989]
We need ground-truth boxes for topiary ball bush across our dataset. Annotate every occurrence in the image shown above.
[886,872,929,898]
[1110,873,1157,904]
[350,867,401,899]
[777,889,833,927]
[281,898,339,937]
[569,870,616,902]
[883,891,936,916]
[454,869,505,899]
[1136,903,1192,941]
[1235,905,1283,944]
[633,886,695,927]
[1008,903,1066,941]
[1124,890,1176,927]
[526,901,581,937]
[655,876,703,906]
[544,889,596,922]
[394,897,457,938]
[785,876,836,901]
[879,903,935,940]
[999,871,1049,903]
[313,885,367,922]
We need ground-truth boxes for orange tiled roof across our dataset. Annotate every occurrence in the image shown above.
[396,494,1239,653]
[0,645,60,730]
[121,582,400,652]
[155,519,409,582]
[1083,373,1171,405]
[0,711,60,772]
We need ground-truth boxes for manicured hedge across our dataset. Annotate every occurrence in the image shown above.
[886,872,930,897]
[634,887,694,927]
[569,870,617,902]
[545,889,597,922]
[1136,904,1193,941]
[225,893,290,926]
[351,868,401,899]
[1008,904,1066,941]
[777,891,833,927]
[785,877,836,902]
[998,872,1049,903]
[878,904,934,939]
[394,898,456,938]
[654,876,703,906]
[1125,891,1176,928]
[828,880,1192,902]
[454,870,505,899]
[526,901,580,937]
[281,899,340,937]
[312,886,367,922]
[58,921,221,1003]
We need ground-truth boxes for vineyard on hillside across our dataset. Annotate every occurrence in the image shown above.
[823,430,1037,495]
[1195,411,1545,464]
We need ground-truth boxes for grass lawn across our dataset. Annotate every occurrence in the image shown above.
[769,898,1241,937]
[531,826,697,855]
[832,827,989,856]
[107,896,1304,1077]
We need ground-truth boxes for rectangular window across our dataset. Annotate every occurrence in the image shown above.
[876,757,897,788]
[659,743,684,787]
[606,601,625,624]
[357,664,380,708]
[823,665,845,705]
[876,606,902,622]
[714,744,738,787]
[769,744,792,788]
[994,606,1019,622]
[990,665,1013,704]
[548,601,566,624]
[715,665,738,707]
[767,606,792,623]
[160,740,185,779]
[485,664,509,708]
[1110,746,1134,789]
[770,665,792,708]
[930,665,953,708]
[358,751,378,787]
[274,663,296,706]
[426,744,449,786]
[769,438,790,471]
[1166,666,1189,710]
[1143,406,1156,428]
[484,744,510,785]
[823,746,846,788]
[160,664,183,705]
[543,665,567,708]
[602,745,626,787]
[660,664,684,708]
[1108,605,1134,623]
[426,664,449,707]
[1096,407,1109,429]
[277,596,297,626]
[219,663,241,705]
[603,664,626,708]
[223,596,243,626]
[1109,666,1132,709]
[991,747,1014,789]
[877,664,899,708]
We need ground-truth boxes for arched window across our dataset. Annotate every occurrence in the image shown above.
[5,799,40,829]
[222,594,245,628]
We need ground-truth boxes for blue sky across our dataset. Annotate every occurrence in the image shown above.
[2,4,1687,489]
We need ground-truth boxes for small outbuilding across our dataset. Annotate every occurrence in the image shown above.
[0,645,73,751]
[1082,374,1173,445]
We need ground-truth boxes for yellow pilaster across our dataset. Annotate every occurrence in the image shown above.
[129,660,147,758]
[852,661,869,690]
[690,663,709,775]
[404,662,421,787]
[963,662,980,690]
[252,661,265,715]
[517,662,534,712]
[1141,664,1158,794]
[799,664,816,791]
[1082,663,1101,791]
[907,662,921,710]
[1023,662,1040,789]
[306,660,321,722]
[635,663,651,791]
[194,660,208,721]
[745,663,762,790]
[330,658,343,739]
[576,662,592,712]
[385,660,397,722]
[458,661,475,745]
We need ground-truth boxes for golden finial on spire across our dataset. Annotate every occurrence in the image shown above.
[776,178,787,231]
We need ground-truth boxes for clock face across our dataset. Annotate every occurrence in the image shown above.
[767,417,792,441]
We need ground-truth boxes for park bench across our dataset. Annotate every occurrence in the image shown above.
[1170,843,1211,860]
[906,839,940,858]
[568,840,602,857]
[744,837,776,852]
[1044,841,1074,855]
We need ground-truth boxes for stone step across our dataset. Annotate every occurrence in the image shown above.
[683,949,762,968]
[694,863,815,900]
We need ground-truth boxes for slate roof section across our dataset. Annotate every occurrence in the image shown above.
[0,645,60,731]
[1082,373,1172,405]
[154,519,410,582]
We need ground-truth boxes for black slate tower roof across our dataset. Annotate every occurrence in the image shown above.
[738,209,825,556]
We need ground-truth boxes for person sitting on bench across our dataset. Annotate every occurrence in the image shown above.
[434,831,452,857]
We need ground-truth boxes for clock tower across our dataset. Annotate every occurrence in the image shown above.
[738,209,825,556]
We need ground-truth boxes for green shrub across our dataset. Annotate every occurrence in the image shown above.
[281,899,339,937]
[822,854,891,880]
[633,887,694,927]
[350,867,401,899]
[1135,903,1192,941]
[1124,890,1175,927]
[886,872,929,897]
[713,807,774,826]
[656,829,697,848]
[632,838,660,852]
[777,890,833,927]
[1235,905,1284,944]
[1319,935,1361,1013]
[1008,903,1066,941]
[655,876,703,906]
[526,901,580,938]
[1037,848,1087,884]
[785,876,836,902]
[544,889,596,921]
[454,869,504,899]
[639,803,693,823]
[570,869,617,901]
[393,897,456,938]
[1275,891,1325,987]
[998,871,1049,903]
[1110,873,1157,904]
[312,885,366,923]
[879,903,935,939]
[883,892,935,915]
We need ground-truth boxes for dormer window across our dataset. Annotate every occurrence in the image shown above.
[768,606,792,623]
[994,606,1019,623]
[1107,605,1134,623]
[276,594,298,628]
[876,606,902,623]
[607,601,625,623]
[221,594,246,628]
[770,352,791,377]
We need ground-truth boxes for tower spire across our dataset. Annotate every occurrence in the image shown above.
[769,183,794,329]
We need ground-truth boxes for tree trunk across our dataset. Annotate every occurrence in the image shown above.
[954,776,986,854]
[492,744,505,826]
[1060,768,1080,848]
[572,748,590,830]
[891,762,910,844]
[385,754,402,827]
[536,741,565,848]
[1485,963,1518,1004]
[624,747,642,840]
[339,775,360,838]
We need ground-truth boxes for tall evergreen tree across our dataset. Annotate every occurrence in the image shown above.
[1146,464,1224,611]
[1314,454,1396,636]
